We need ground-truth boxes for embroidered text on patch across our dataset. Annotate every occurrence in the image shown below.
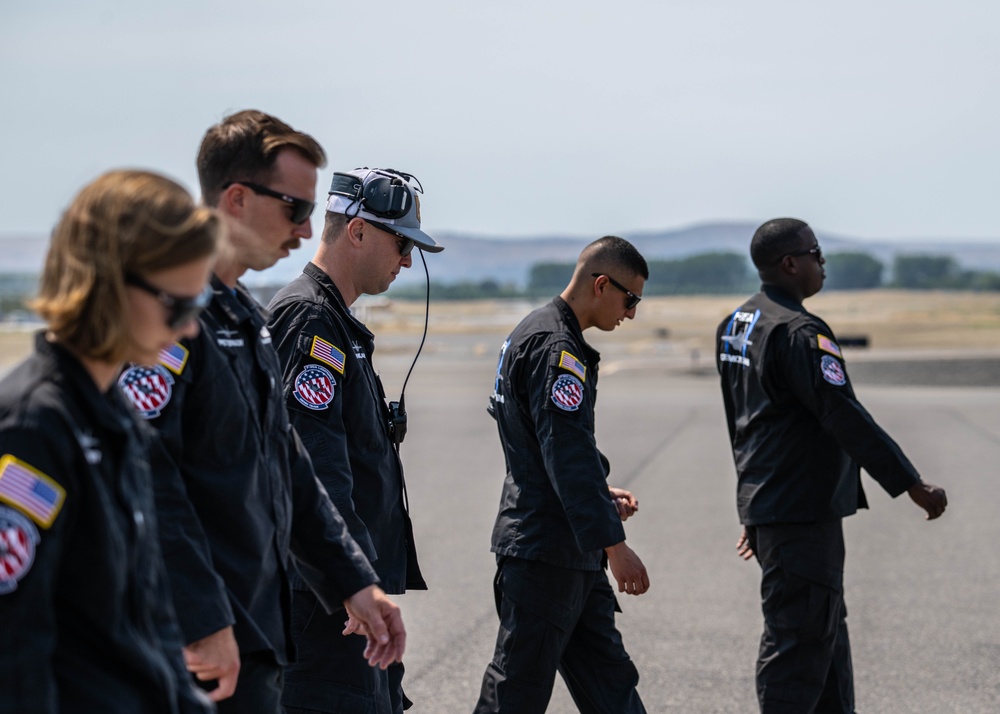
[310,336,346,374]
[294,364,336,410]
[159,343,189,375]
[551,373,584,412]
[0,455,66,529]
[558,350,586,382]
[817,334,843,358]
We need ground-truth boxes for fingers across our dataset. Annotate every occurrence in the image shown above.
[616,568,650,596]
[205,671,239,702]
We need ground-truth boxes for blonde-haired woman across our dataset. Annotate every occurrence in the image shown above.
[0,170,220,713]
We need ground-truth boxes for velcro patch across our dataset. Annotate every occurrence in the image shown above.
[119,364,174,419]
[817,334,842,358]
[558,350,586,382]
[0,455,66,529]
[0,506,40,594]
[158,342,189,375]
[294,364,336,410]
[820,354,847,386]
[310,336,346,374]
[551,373,584,412]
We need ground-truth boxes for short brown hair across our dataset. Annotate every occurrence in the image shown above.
[32,170,222,362]
[196,109,327,206]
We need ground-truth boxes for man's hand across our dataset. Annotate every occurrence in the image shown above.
[605,541,650,596]
[609,486,639,521]
[908,480,948,520]
[736,526,754,561]
[183,625,240,702]
[344,584,406,669]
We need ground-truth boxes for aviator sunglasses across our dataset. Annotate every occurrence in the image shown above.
[369,221,415,257]
[592,273,642,310]
[125,273,214,330]
[223,181,316,225]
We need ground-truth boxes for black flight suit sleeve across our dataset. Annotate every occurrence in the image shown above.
[778,325,920,497]
[286,424,378,612]
[524,338,626,553]
[146,341,235,644]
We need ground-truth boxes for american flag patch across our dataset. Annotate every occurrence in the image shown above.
[0,455,66,529]
[159,343,189,375]
[558,350,586,382]
[817,335,842,358]
[310,336,346,374]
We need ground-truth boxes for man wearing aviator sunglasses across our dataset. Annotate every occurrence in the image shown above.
[267,167,443,714]
[135,111,407,714]
[716,218,948,713]
[474,236,650,714]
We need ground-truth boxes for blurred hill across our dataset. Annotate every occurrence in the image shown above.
[4,222,1000,289]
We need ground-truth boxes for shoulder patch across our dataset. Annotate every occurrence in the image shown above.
[558,350,586,382]
[0,455,66,529]
[820,354,847,386]
[158,342,189,375]
[551,373,584,412]
[0,506,40,594]
[293,364,337,410]
[310,336,346,374]
[119,364,175,419]
[817,334,842,358]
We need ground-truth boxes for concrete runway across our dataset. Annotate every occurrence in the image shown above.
[375,328,1000,713]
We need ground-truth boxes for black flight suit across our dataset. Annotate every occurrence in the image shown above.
[132,277,378,714]
[0,335,212,714]
[267,263,426,714]
[716,284,920,714]
[474,297,646,714]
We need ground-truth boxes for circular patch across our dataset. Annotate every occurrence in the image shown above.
[551,373,584,412]
[119,364,175,419]
[294,364,336,410]
[820,354,847,386]
[0,506,40,595]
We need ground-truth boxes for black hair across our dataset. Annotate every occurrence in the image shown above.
[583,235,649,280]
[750,218,811,269]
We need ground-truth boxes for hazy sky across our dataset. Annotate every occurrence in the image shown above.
[2,1,998,245]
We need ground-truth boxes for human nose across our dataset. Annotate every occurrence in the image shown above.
[293,219,313,240]
[176,318,201,340]
[400,253,412,269]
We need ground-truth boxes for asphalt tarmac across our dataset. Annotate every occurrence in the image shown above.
[376,328,1000,713]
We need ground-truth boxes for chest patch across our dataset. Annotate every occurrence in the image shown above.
[158,342,189,375]
[558,350,586,381]
[119,364,175,419]
[0,506,39,594]
[820,354,847,386]
[551,373,584,412]
[293,364,336,410]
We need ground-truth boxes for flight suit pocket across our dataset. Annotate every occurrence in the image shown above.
[774,549,842,644]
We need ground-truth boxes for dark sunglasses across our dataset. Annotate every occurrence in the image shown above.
[369,221,415,257]
[223,181,316,225]
[591,273,642,310]
[125,273,213,330]
[780,245,823,262]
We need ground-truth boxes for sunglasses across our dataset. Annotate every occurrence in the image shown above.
[224,181,316,225]
[369,221,415,257]
[591,273,642,310]
[125,272,214,330]
[780,245,823,263]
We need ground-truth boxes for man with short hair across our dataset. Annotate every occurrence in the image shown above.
[127,111,406,714]
[716,217,948,713]
[267,167,442,713]
[474,236,651,714]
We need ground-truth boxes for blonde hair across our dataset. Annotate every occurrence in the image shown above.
[32,170,222,362]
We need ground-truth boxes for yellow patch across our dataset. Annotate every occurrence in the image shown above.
[817,334,843,358]
[158,343,190,375]
[0,454,66,529]
[558,350,587,382]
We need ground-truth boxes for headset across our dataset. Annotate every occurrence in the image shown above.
[328,168,424,220]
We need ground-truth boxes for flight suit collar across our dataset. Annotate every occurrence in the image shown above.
[303,262,375,346]
[552,296,600,367]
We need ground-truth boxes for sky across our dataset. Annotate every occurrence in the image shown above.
[1,0,998,247]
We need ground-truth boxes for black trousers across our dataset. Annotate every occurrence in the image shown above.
[746,520,855,714]
[281,589,409,714]
[474,557,646,714]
